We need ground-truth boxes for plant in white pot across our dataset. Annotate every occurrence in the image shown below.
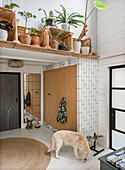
[0,20,13,40]
[18,11,36,45]
[81,40,90,54]
[55,4,84,31]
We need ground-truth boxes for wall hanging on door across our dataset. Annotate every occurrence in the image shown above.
[56,96,67,124]
[25,91,31,107]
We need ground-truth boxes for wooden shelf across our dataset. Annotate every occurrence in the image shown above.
[0,40,99,59]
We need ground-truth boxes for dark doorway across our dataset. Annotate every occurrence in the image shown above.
[110,65,125,150]
[0,73,21,131]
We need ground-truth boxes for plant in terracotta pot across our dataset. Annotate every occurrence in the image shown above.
[78,0,107,40]
[0,20,13,40]
[18,11,36,45]
[81,40,90,54]
[55,4,84,31]
[29,27,41,47]
[38,9,56,27]
[47,29,65,49]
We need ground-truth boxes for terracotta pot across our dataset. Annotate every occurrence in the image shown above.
[18,34,31,45]
[49,39,58,49]
[31,36,41,47]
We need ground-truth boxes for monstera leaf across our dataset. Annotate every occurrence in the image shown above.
[94,0,107,10]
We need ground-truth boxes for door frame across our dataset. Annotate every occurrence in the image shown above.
[109,65,125,150]
[0,72,21,129]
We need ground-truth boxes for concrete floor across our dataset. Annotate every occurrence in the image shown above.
[0,126,113,170]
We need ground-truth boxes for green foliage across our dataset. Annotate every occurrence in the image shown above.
[38,9,55,23]
[82,40,90,47]
[94,0,107,10]
[18,11,36,29]
[29,27,40,36]
[47,29,65,40]
[55,4,84,28]
[4,3,20,9]
[84,0,107,25]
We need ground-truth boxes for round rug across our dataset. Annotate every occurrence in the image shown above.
[0,138,51,170]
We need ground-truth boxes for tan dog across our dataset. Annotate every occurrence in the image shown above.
[47,130,91,161]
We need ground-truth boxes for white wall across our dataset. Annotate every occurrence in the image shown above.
[0,61,43,128]
[2,0,97,52]
[97,0,125,148]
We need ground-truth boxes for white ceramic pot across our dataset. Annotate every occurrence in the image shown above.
[73,41,81,53]
[61,23,70,31]
[81,47,89,54]
[0,29,8,40]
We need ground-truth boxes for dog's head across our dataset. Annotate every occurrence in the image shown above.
[79,141,91,162]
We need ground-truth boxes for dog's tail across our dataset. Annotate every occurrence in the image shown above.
[47,136,54,152]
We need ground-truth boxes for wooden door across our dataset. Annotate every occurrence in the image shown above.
[44,65,77,131]
[0,73,20,131]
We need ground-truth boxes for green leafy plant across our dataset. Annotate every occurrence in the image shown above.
[84,0,107,25]
[47,29,65,40]
[82,40,90,47]
[55,5,84,28]
[29,27,40,37]
[4,2,20,9]
[18,11,36,32]
[38,9,55,23]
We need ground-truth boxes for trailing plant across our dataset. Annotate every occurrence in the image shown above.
[29,27,40,37]
[18,11,36,33]
[0,20,13,32]
[47,29,65,40]
[38,9,55,22]
[55,4,84,28]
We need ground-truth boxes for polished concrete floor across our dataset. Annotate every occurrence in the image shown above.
[0,126,112,170]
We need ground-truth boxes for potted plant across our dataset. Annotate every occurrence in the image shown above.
[29,27,41,47]
[81,40,90,54]
[38,9,56,27]
[18,11,36,45]
[55,4,84,31]
[4,1,20,9]
[0,20,13,40]
[78,0,107,40]
[47,29,65,49]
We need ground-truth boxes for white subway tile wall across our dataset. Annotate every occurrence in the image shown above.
[77,58,99,138]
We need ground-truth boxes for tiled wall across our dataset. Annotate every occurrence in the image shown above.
[77,58,99,138]
[44,57,99,139]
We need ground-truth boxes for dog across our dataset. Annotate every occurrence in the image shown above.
[47,130,91,161]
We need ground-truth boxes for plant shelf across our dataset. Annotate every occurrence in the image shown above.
[0,40,99,59]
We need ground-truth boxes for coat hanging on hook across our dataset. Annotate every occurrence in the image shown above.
[56,96,67,123]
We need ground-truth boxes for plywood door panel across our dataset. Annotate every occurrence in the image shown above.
[44,65,77,131]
